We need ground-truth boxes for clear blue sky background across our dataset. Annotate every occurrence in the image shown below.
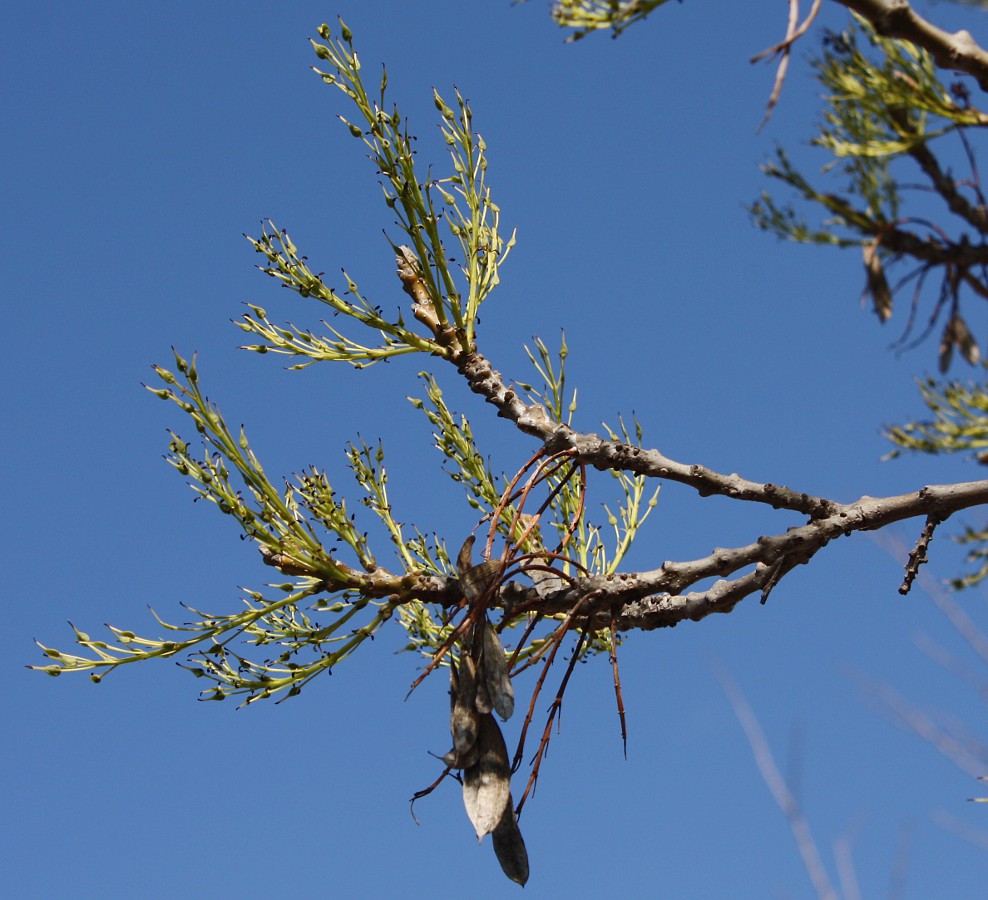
[6,2,988,897]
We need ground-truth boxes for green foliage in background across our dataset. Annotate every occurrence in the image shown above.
[32,21,656,702]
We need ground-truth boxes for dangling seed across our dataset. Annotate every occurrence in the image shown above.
[456,535,500,604]
[450,653,479,755]
[492,795,529,886]
[456,535,475,578]
[449,658,460,712]
[441,742,480,770]
[481,620,514,721]
[463,621,492,714]
[474,667,493,715]
[462,713,511,841]
[461,560,500,604]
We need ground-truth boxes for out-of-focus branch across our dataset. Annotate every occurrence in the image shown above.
[752,0,825,129]
[836,0,988,91]
[851,668,988,776]
[717,665,839,900]
[905,139,988,233]
[934,808,988,851]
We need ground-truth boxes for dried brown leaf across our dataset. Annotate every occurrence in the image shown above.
[863,240,892,323]
[939,317,955,373]
[954,314,981,365]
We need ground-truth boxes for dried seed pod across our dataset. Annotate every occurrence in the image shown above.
[441,742,480,770]
[450,653,479,756]
[462,713,511,841]
[474,666,493,715]
[492,796,529,887]
[456,534,476,578]
[463,620,493,714]
[480,620,514,721]
[456,535,500,604]
[527,562,566,598]
[462,560,500,604]
[449,658,460,712]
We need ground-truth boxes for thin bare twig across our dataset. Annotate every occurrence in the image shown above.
[609,608,628,759]
[899,514,940,594]
[753,0,824,131]
[515,620,593,815]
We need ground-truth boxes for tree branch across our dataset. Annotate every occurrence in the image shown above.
[835,0,988,91]
[445,344,988,630]
[906,140,988,234]
[454,349,841,517]
[446,479,988,633]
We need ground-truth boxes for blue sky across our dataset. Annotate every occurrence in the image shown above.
[6,1,988,897]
